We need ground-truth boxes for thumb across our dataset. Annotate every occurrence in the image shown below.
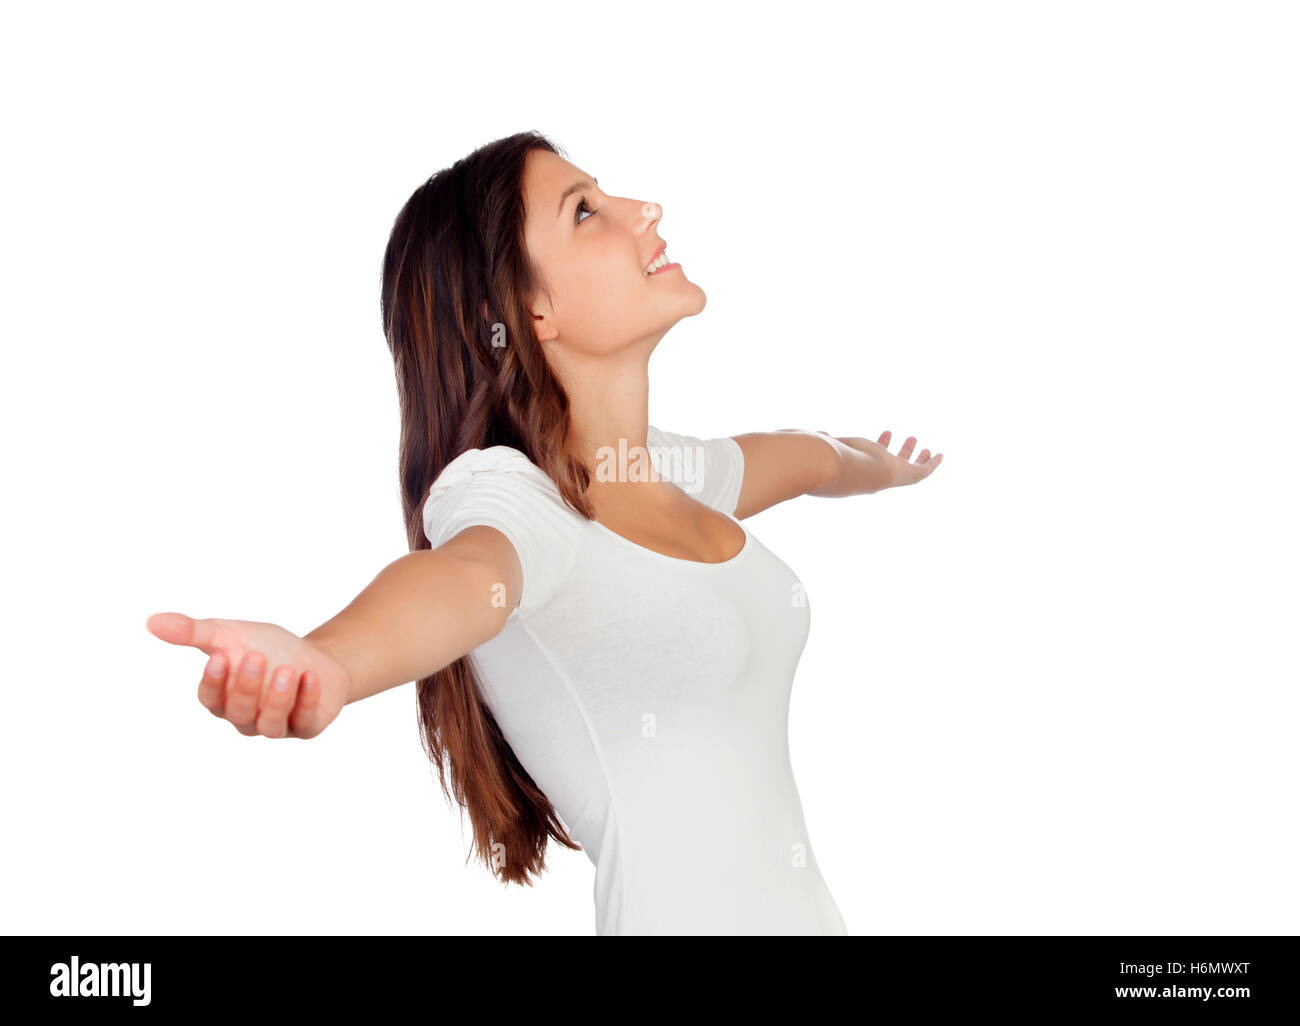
[146,612,217,651]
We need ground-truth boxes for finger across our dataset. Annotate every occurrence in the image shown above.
[897,436,917,462]
[917,449,931,463]
[255,665,302,739]
[226,651,267,735]
[288,671,323,738]
[877,429,891,447]
[197,649,232,717]
[146,612,220,653]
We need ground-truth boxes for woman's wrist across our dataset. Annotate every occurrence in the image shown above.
[302,627,367,705]
[813,435,895,496]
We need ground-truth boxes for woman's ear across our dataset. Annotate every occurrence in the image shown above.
[481,293,557,343]
[524,289,559,344]
[532,312,559,344]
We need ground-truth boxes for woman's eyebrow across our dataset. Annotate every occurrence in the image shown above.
[556,176,599,219]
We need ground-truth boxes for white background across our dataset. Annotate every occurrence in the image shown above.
[2,1,1295,935]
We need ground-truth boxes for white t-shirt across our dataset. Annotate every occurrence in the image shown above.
[423,424,847,935]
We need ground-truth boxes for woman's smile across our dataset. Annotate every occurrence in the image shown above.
[643,243,682,277]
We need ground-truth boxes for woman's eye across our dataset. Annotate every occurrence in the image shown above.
[576,197,595,225]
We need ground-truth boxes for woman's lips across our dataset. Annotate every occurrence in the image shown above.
[642,241,683,277]
[643,243,681,277]
[642,242,667,271]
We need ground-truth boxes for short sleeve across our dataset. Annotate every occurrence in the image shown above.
[646,424,746,515]
[422,446,583,621]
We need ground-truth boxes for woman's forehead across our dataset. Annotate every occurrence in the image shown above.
[527,148,584,186]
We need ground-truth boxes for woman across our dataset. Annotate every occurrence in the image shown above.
[147,130,943,935]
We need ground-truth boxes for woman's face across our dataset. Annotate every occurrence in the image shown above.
[521,149,706,360]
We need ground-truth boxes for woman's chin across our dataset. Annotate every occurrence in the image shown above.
[683,282,707,314]
[651,284,707,333]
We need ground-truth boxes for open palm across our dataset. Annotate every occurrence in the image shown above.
[146,612,351,739]
[848,429,943,488]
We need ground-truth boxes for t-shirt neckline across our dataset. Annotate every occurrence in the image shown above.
[586,514,751,568]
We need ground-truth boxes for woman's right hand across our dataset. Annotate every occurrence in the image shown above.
[146,612,351,739]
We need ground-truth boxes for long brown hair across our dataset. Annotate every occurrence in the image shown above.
[380,131,595,886]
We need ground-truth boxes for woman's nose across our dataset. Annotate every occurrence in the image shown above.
[636,200,661,235]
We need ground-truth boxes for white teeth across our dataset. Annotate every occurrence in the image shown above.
[643,251,669,275]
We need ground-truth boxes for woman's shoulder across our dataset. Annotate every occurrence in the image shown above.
[424,444,579,528]
[427,443,555,496]
[423,444,585,620]
[646,424,745,515]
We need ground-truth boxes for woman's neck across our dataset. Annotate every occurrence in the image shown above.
[562,357,659,483]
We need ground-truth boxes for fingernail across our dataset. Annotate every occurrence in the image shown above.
[243,655,262,677]
[273,670,291,691]
[205,653,225,677]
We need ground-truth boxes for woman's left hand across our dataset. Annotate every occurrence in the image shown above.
[840,430,943,489]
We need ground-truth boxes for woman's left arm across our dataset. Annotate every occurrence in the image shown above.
[732,429,943,519]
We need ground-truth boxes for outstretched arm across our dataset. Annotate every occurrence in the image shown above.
[732,429,943,519]
[304,525,522,705]
[146,524,523,739]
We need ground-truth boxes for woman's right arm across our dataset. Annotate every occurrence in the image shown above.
[146,525,522,738]
[306,525,522,705]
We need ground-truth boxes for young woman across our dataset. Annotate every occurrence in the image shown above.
[147,131,943,935]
